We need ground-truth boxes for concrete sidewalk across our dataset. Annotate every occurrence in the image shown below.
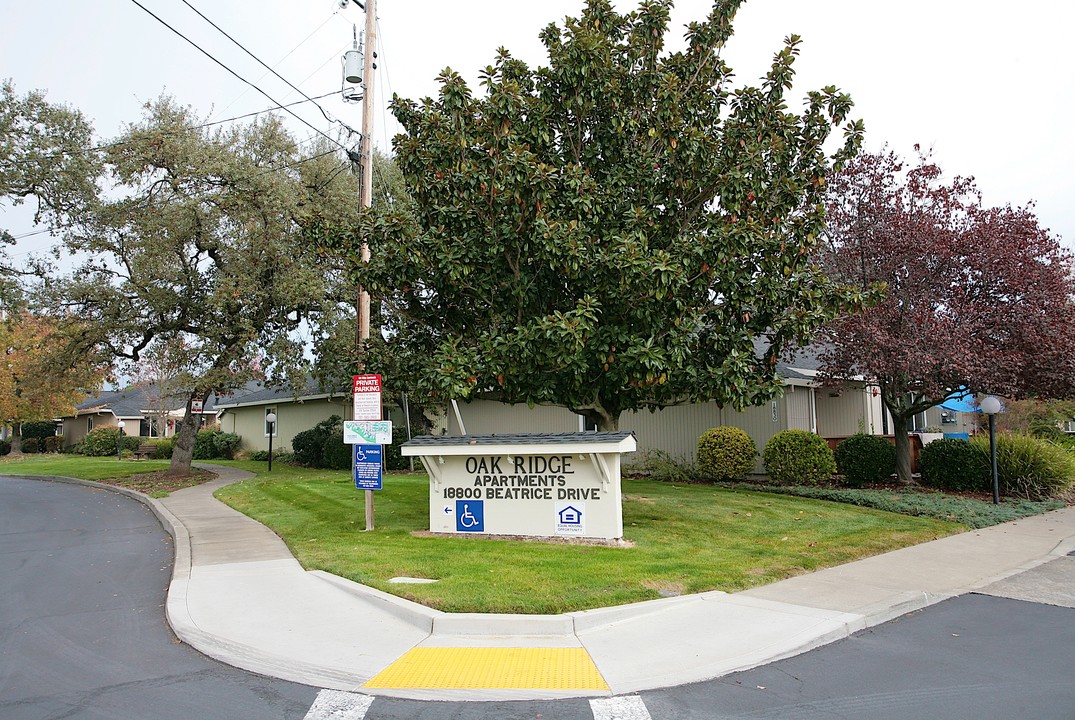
[139,464,1075,701]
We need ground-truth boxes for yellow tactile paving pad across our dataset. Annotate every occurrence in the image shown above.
[363,647,610,690]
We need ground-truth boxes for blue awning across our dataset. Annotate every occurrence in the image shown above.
[940,389,976,413]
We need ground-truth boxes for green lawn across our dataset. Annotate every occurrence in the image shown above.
[0,454,172,480]
[212,461,963,614]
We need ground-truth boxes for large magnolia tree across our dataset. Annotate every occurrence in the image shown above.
[334,0,872,430]
[818,148,1075,483]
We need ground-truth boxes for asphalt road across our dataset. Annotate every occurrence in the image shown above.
[3,474,1074,720]
[0,475,317,720]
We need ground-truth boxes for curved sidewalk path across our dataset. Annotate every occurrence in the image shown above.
[83,465,1075,700]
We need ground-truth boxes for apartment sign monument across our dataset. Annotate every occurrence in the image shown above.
[401,432,636,541]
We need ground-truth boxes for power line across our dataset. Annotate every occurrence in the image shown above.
[207,11,339,122]
[127,0,349,151]
[13,90,343,166]
[179,0,359,139]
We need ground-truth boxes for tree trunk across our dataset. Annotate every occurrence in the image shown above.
[892,417,914,485]
[167,410,197,476]
[595,412,619,432]
[9,424,22,456]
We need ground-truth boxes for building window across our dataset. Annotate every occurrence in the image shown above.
[264,407,278,437]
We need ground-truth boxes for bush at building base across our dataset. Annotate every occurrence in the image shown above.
[697,426,757,481]
[762,430,836,485]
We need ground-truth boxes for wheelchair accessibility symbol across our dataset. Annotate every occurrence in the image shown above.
[455,500,485,532]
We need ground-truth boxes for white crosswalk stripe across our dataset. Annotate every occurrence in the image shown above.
[302,690,655,719]
[590,695,653,720]
[302,690,374,720]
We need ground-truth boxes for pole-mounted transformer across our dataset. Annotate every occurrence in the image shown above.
[342,25,363,102]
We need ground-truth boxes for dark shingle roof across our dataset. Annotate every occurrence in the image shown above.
[74,384,223,417]
[213,377,348,408]
[403,432,634,447]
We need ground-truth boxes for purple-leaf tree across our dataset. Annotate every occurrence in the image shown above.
[818,148,1075,483]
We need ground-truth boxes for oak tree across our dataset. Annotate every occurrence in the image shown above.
[817,148,1075,483]
[339,0,870,430]
[50,98,356,474]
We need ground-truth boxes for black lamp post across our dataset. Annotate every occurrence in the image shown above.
[117,421,125,461]
[266,412,277,472]
[981,395,1002,504]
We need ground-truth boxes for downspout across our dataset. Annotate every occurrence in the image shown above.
[809,385,818,434]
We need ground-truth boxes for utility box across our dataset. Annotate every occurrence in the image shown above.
[401,432,636,541]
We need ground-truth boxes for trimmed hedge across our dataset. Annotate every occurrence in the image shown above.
[919,438,988,492]
[762,430,836,485]
[697,426,757,481]
[835,433,897,487]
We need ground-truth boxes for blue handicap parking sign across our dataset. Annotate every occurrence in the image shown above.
[353,444,383,490]
[455,500,484,532]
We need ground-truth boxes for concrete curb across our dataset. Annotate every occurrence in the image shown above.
[12,470,1075,700]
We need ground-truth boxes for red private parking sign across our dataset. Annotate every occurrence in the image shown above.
[352,374,382,421]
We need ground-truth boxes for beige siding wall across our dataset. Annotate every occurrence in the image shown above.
[815,386,869,438]
[619,403,721,462]
[448,398,790,474]
[783,386,813,432]
[219,397,351,453]
[447,401,578,435]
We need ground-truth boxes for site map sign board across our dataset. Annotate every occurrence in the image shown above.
[344,420,393,445]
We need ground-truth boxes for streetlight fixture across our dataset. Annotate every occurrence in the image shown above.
[117,421,125,462]
[981,395,1003,504]
[266,412,277,472]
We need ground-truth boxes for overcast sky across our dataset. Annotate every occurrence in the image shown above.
[3,0,1073,258]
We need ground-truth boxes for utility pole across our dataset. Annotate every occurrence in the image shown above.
[343,0,378,531]
[359,0,377,531]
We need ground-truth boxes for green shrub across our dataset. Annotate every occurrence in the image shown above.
[625,449,696,482]
[290,415,343,468]
[920,438,988,492]
[290,414,348,470]
[81,427,126,456]
[192,429,241,460]
[1051,434,1075,452]
[762,430,836,485]
[249,449,270,461]
[148,438,174,459]
[697,427,757,481]
[21,437,40,453]
[0,440,10,455]
[321,434,353,470]
[43,435,64,453]
[834,433,897,487]
[971,433,1075,500]
[21,421,58,443]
